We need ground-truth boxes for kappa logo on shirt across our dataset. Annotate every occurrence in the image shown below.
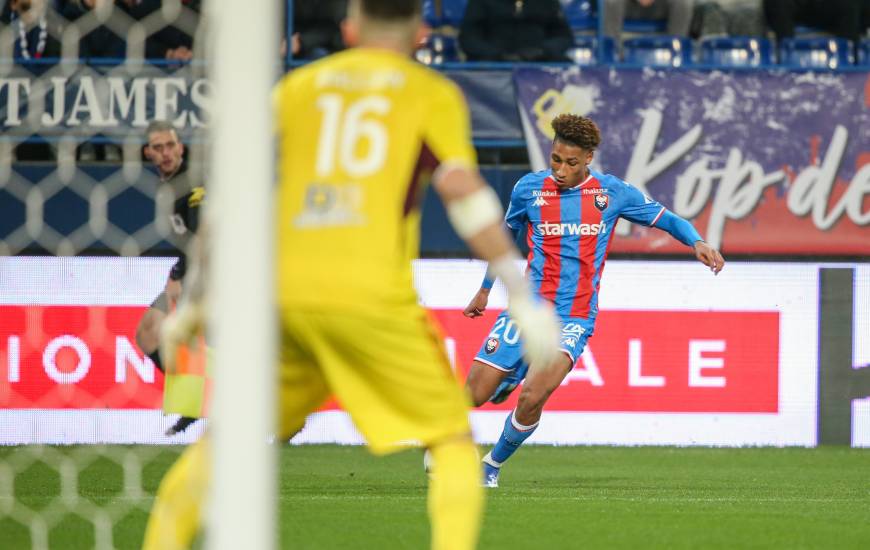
[533,196,548,207]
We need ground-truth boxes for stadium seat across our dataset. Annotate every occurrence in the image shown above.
[560,0,596,31]
[568,35,616,65]
[623,19,667,34]
[623,36,692,67]
[415,33,460,65]
[858,39,870,66]
[794,25,825,36]
[779,37,853,69]
[699,37,773,68]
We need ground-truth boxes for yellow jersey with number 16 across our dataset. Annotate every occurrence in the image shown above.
[273,47,477,311]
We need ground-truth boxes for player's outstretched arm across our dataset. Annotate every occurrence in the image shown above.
[654,210,725,275]
[434,166,561,371]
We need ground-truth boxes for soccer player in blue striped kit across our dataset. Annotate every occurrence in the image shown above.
[464,114,725,487]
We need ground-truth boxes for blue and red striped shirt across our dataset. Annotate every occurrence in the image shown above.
[504,168,670,320]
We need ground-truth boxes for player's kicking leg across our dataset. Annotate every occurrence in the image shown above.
[481,317,593,487]
[465,359,511,407]
[482,352,573,486]
[423,361,517,487]
[465,310,531,487]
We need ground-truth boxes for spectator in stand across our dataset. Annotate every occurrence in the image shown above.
[2,0,61,161]
[691,0,765,39]
[3,0,62,59]
[125,0,200,62]
[763,0,870,45]
[58,0,126,59]
[603,0,695,42]
[288,0,346,60]
[458,0,574,62]
[56,0,125,160]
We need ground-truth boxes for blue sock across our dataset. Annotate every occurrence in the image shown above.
[489,410,539,465]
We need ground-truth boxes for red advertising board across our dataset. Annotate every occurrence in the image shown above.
[1,306,779,414]
[0,305,163,409]
[431,309,779,413]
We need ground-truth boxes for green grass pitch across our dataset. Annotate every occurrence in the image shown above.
[2,445,869,549]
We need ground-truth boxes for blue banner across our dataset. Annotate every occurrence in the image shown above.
[0,65,520,143]
[0,64,208,139]
[514,67,870,255]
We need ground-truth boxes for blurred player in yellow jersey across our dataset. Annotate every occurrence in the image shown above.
[143,1,561,548]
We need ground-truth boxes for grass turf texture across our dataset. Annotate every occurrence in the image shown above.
[2,445,869,549]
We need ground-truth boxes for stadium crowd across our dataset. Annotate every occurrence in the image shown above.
[424,0,870,65]
[2,1,868,64]
[1,0,201,61]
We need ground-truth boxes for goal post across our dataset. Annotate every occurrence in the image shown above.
[0,0,282,547]
[206,0,279,548]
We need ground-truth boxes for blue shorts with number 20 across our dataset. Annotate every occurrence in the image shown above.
[474,310,595,384]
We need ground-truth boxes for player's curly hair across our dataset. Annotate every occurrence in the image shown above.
[551,114,601,151]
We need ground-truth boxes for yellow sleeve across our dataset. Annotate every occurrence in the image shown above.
[421,78,477,170]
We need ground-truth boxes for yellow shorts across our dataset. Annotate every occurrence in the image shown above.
[278,305,471,455]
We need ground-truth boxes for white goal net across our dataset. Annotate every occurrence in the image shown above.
[0,0,276,547]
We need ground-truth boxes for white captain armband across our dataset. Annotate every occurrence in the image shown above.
[445,185,504,239]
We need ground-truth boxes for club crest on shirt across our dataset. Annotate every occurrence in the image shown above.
[594,193,609,211]
[485,337,499,354]
[294,182,366,228]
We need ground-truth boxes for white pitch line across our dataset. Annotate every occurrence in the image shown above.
[278,494,868,504]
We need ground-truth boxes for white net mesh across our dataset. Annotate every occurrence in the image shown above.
[1,1,213,547]
[0,445,183,549]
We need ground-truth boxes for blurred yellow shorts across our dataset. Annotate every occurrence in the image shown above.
[278,304,471,454]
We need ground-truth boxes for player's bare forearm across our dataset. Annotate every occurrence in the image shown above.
[652,211,723,274]
[693,240,725,275]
